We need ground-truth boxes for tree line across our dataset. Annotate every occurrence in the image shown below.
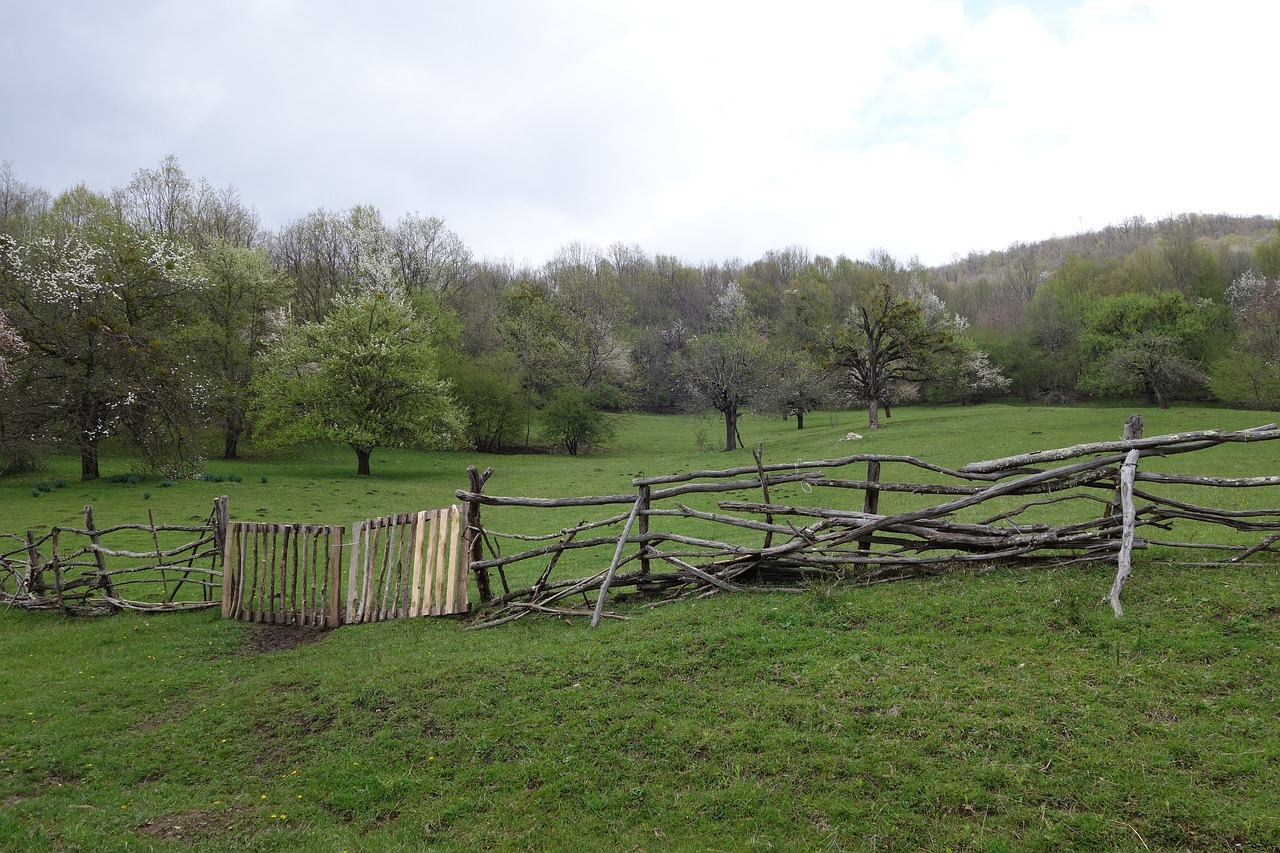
[1,156,1276,477]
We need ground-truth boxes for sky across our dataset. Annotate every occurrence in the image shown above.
[2,0,1276,268]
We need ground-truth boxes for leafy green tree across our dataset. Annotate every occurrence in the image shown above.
[188,239,289,459]
[252,292,465,475]
[1077,292,1214,408]
[538,385,617,455]
[444,351,528,452]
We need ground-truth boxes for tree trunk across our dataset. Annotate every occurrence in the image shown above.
[80,439,100,481]
[222,410,244,460]
[223,429,240,460]
[796,412,805,430]
[724,407,739,451]
[867,398,881,429]
[354,446,372,476]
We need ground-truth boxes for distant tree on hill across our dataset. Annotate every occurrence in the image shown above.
[825,252,960,428]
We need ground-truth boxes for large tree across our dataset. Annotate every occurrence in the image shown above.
[0,193,203,479]
[187,239,289,459]
[677,315,772,452]
[825,253,959,428]
[1077,291,1216,408]
[252,291,465,475]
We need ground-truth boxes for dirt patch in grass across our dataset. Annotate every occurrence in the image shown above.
[136,807,248,843]
[238,624,328,655]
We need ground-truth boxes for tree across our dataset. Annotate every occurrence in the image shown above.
[1210,269,1280,409]
[538,385,617,455]
[187,239,289,458]
[443,350,528,452]
[251,291,465,475]
[1077,292,1213,408]
[0,196,204,479]
[756,350,834,429]
[677,321,771,452]
[824,253,959,428]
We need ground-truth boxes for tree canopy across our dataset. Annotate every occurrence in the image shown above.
[251,291,465,475]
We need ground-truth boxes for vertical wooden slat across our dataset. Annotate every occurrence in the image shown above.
[444,506,461,614]
[409,510,428,617]
[221,523,236,618]
[298,526,310,626]
[286,526,298,625]
[433,508,449,616]
[452,505,469,612]
[347,521,363,624]
[391,514,407,614]
[423,509,440,615]
[327,525,342,628]
[363,517,376,617]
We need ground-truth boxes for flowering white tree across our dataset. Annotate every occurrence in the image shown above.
[252,291,466,475]
[0,308,25,383]
[0,201,204,479]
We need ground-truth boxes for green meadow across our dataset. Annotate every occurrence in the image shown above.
[2,403,1279,851]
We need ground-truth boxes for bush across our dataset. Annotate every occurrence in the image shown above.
[539,385,617,455]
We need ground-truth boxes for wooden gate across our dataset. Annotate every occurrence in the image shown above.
[221,507,468,627]
[221,522,345,627]
[346,506,468,623]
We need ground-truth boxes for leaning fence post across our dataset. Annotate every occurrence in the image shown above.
[592,493,645,628]
[84,505,117,602]
[24,530,42,594]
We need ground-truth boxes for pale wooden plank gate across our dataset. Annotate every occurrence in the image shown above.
[221,522,345,627]
[220,506,468,628]
[346,506,468,623]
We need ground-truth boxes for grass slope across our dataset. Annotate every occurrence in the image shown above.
[2,403,1279,850]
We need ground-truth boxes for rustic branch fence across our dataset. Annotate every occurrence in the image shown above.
[1,497,228,615]
[5,417,1279,627]
[458,419,1280,628]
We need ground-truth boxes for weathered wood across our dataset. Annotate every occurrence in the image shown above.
[1109,449,1141,616]
[962,424,1279,474]
[592,494,646,628]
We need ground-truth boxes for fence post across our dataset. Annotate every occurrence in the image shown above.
[464,466,494,603]
[84,505,117,601]
[638,484,652,577]
[858,460,881,557]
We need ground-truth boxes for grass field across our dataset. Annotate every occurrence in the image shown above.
[2,403,1279,851]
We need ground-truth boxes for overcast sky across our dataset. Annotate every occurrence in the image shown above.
[2,0,1276,267]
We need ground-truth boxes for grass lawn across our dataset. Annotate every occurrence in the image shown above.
[2,402,1279,850]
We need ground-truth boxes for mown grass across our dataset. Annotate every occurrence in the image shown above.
[2,402,1279,851]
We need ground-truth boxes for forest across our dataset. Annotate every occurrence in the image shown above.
[2,155,1278,479]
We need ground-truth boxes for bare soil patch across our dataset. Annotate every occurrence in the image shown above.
[238,624,328,656]
[136,807,247,843]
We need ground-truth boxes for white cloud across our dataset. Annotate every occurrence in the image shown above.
[1,0,1275,267]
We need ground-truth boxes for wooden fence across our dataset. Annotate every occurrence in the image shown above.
[220,521,345,627]
[345,506,469,623]
[4,497,470,626]
[0,499,226,615]
[456,419,1280,628]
